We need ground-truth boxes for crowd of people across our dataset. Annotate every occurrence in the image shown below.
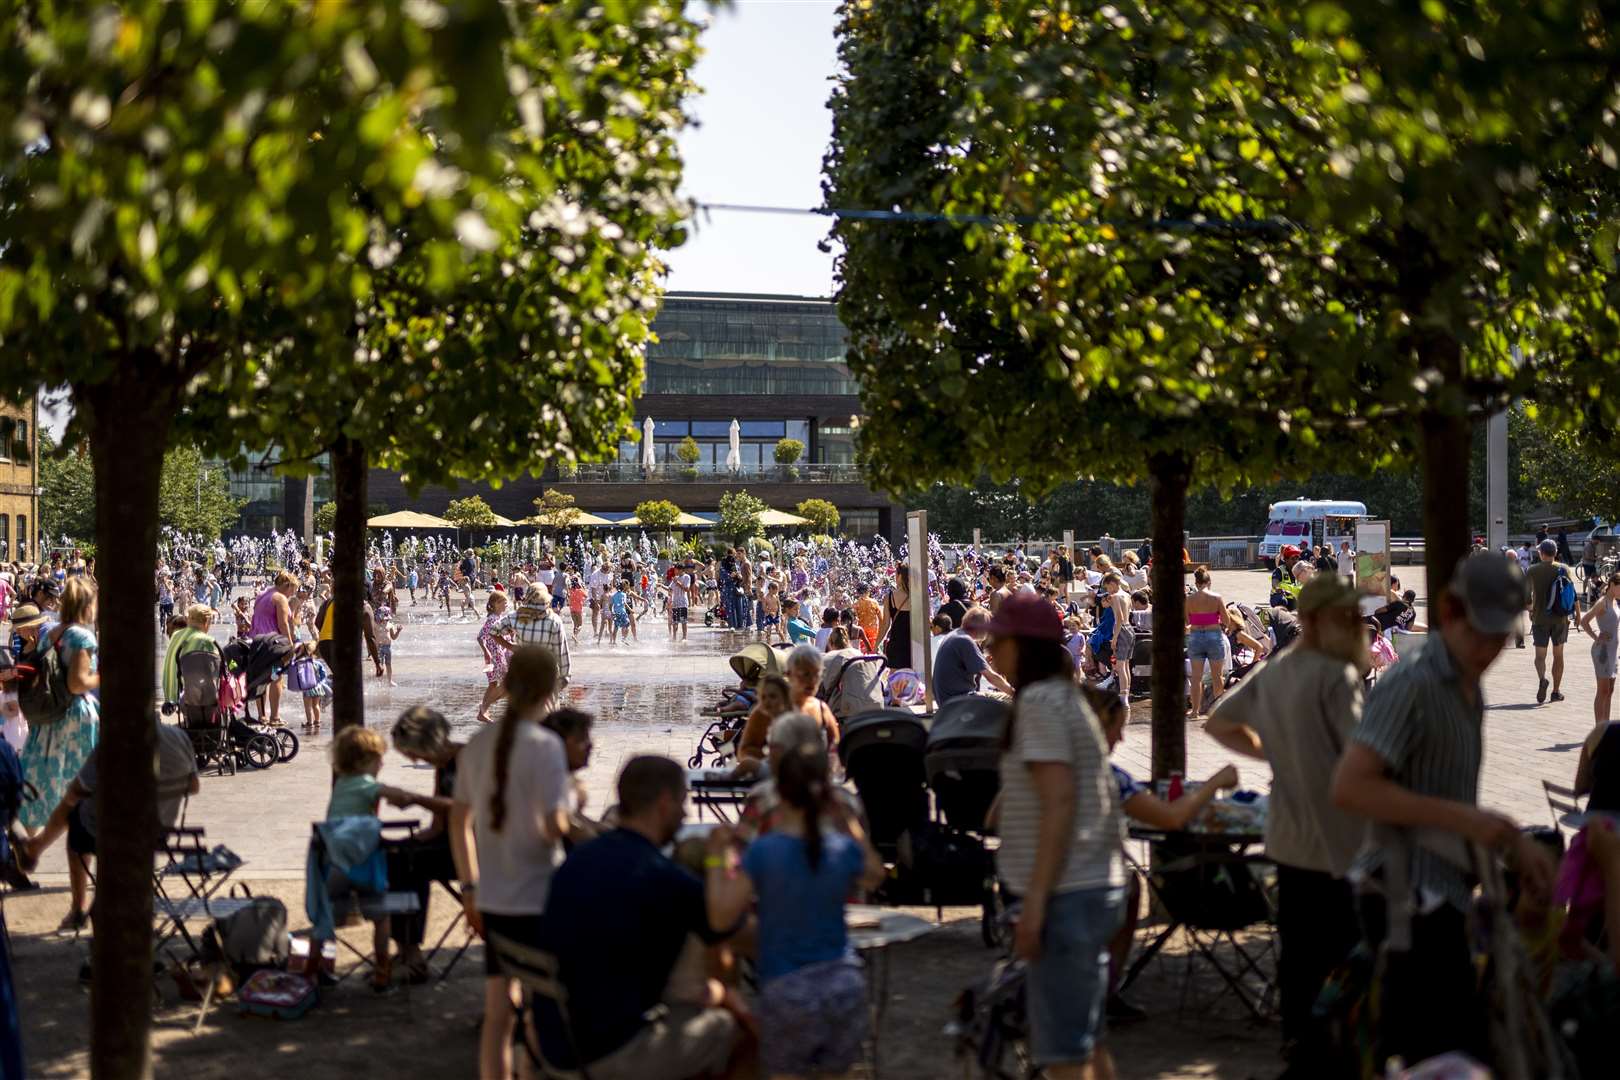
[11,523,1620,1078]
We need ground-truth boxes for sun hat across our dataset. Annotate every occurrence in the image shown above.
[1297,574,1361,616]
[986,590,1064,642]
[9,603,48,630]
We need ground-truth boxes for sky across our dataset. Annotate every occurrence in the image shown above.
[664,1,841,298]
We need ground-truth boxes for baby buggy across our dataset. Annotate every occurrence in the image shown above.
[168,649,289,775]
[818,653,886,724]
[926,696,1010,945]
[838,709,996,924]
[220,635,301,765]
[688,642,789,770]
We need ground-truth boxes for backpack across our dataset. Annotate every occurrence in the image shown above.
[1549,566,1577,618]
[14,628,71,727]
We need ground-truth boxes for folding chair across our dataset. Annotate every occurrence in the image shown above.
[1543,780,1585,835]
[424,879,474,981]
[151,827,250,966]
[1122,841,1278,1022]
[307,822,421,987]
[489,933,592,1080]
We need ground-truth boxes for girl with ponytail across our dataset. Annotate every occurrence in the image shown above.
[449,645,570,1080]
[705,742,884,1077]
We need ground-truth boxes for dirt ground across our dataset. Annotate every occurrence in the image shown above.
[9,875,1279,1079]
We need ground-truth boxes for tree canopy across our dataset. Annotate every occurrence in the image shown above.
[443,495,498,528]
[718,489,767,544]
[634,499,682,529]
[532,488,582,531]
[794,498,841,535]
[42,436,241,542]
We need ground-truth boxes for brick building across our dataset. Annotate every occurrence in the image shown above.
[0,397,39,563]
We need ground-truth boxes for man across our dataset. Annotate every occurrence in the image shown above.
[935,607,1014,702]
[1582,527,1602,586]
[588,562,613,637]
[938,577,971,631]
[18,715,201,933]
[512,586,571,691]
[668,563,693,642]
[735,548,754,633]
[1313,545,1336,574]
[1331,554,1555,1069]
[539,757,741,1080]
[985,565,1012,616]
[1335,540,1355,579]
[1525,538,1574,703]
[1205,575,1370,1073]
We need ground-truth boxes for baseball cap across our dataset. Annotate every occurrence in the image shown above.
[986,590,1064,642]
[1450,553,1529,636]
[1297,574,1360,615]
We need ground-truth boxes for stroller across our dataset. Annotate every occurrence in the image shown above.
[818,653,886,723]
[926,697,1008,944]
[688,642,788,770]
[219,635,300,766]
[839,710,996,918]
[173,649,236,776]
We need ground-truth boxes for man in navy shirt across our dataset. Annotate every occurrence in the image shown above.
[538,757,741,1079]
[935,607,1012,702]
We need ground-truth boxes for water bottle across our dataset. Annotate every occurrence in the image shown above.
[1167,771,1184,801]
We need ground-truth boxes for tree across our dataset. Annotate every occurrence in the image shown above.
[312,502,337,536]
[0,4,556,1072]
[156,446,242,539]
[676,435,702,465]
[38,433,96,543]
[774,438,804,465]
[795,498,841,535]
[443,495,499,529]
[1515,408,1620,524]
[532,489,583,533]
[718,489,767,544]
[634,499,683,530]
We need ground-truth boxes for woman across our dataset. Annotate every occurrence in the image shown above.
[475,592,518,724]
[1581,573,1620,725]
[365,707,461,983]
[450,647,573,1080]
[1095,572,1134,701]
[1185,567,1227,718]
[707,743,885,1080]
[988,591,1125,1079]
[542,707,600,843]
[878,564,913,672]
[20,577,101,933]
[735,674,794,772]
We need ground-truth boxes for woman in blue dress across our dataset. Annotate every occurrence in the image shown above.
[19,577,100,933]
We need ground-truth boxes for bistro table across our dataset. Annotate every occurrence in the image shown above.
[846,904,937,1076]
[685,767,761,823]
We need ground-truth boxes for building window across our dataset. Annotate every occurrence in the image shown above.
[14,419,25,460]
[840,510,880,538]
[0,418,11,463]
[0,514,9,559]
[738,420,786,439]
[15,515,24,562]
[652,420,689,437]
[690,420,731,438]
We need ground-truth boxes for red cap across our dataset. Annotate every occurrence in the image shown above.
[986,590,1064,642]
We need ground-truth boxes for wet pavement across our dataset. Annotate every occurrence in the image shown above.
[26,564,1597,877]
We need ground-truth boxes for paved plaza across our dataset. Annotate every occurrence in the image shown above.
[26,564,1594,884]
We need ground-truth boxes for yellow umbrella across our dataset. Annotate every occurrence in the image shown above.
[757,508,811,527]
[366,510,455,529]
[618,512,711,528]
[523,510,616,527]
[487,513,520,527]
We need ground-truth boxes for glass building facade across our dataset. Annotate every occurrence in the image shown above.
[644,295,858,398]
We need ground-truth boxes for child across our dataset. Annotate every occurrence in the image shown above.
[760,583,784,644]
[375,606,401,686]
[437,569,453,615]
[783,599,817,645]
[310,726,418,991]
[852,584,881,651]
[406,566,419,606]
[601,579,632,645]
[567,577,587,641]
[301,653,332,733]
[475,593,517,723]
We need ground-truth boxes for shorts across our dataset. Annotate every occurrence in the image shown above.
[158,601,174,620]
[757,958,868,1076]
[1187,628,1226,662]
[376,644,392,665]
[1026,885,1124,1067]
[552,593,566,611]
[1533,620,1570,648]
[481,912,545,977]
[613,613,630,629]
[762,614,780,628]
[67,803,96,858]
[587,1004,737,1080]
[672,606,688,625]
[1114,626,1135,662]
[512,587,526,603]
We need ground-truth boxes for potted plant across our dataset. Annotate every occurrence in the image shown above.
[774,437,804,480]
[676,435,701,480]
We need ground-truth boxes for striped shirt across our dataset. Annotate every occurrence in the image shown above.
[511,605,571,685]
[995,677,1125,897]
[1349,636,1482,911]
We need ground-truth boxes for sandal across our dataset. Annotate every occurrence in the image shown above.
[55,907,91,935]
[402,957,431,985]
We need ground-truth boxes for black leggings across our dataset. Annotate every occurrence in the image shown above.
[384,838,456,947]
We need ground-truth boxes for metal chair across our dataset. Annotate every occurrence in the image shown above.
[488,933,592,1080]
[306,822,421,987]
[1543,779,1584,835]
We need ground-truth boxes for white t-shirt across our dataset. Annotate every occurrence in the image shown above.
[671,574,691,607]
[453,722,570,916]
[537,568,556,589]
[588,569,612,598]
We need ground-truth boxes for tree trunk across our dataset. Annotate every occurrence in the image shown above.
[84,374,171,1080]
[1419,409,1473,614]
[330,435,368,732]
[1148,451,1190,783]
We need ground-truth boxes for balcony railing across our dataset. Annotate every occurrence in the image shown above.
[556,462,865,484]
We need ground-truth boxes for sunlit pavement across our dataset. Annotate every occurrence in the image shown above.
[27,564,1591,878]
